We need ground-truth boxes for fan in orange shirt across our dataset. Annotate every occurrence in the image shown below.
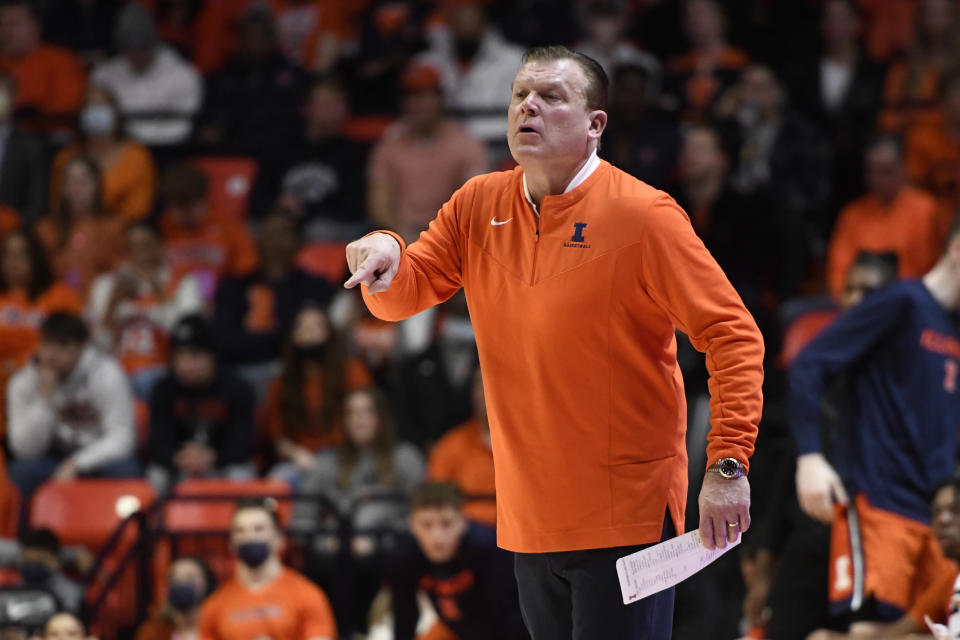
[158,162,258,301]
[50,86,157,223]
[199,500,337,640]
[428,366,496,527]
[827,134,942,301]
[906,70,960,223]
[0,0,86,132]
[35,157,124,297]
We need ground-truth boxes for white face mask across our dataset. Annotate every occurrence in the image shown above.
[80,104,117,136]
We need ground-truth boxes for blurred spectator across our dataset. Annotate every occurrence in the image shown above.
[790,0,884,219]
[427,367,495,527]
[826,134,942,300]
[600,61,679,190]
[878,0,959,135]
[37,612,93,640]
[6,312,138,509]
[0,73,48,225]
[270,0,347,73]
[716,64,832,243]
[159,162,258,299]
[197,5,305,154]
[134,556,216,640]
[387,482,527,640]
[0,0,86,134]
[907,70,960,224]
[342,0,429,115]
[857,0,919,63]
[293,386,424,529]
[35,157,123,296]
[263,303,371,484]
[367,60,488,243]
[87,221,203,398]
[49,85,158,223]
[16,529,82,614]
[146,315,256,495]
[198,500,337,639]
[42,0,121,68]
[663,0,749,123]
[0,230,80,404]
[418,0,524,155]
[249,77,369,238]
[213,212,332,398]
[91,3,202,148]
[575,1,659,87]
[839,251,901,312]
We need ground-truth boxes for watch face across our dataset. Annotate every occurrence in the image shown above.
[719,459,739,478]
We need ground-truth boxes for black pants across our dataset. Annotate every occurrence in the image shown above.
[514,516,676,640]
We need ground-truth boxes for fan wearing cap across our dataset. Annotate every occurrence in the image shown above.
[146,315,256,495]
[368,61,488,244]
[199,499,337,640]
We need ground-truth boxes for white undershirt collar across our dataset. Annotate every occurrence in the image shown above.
[523,149,600,214]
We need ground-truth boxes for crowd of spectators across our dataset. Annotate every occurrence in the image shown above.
[0,0,953,638]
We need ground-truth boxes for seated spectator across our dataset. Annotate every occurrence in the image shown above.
[91,3,202,148]
[250,76,369,239]
[0,0,86,134]
[135,556,216,640]
[35,157,124,296]
[88,221,203,399]
[198,499,337,640]
[6,312,138,511]
[826,134,942,300]
[38,612,93,640]
[418,0,524,156]
[575,1,660,85]
[263,304,371,484]
[907,70,960,223]
[878,0,956,134]
[159,162,258,301]
[805,476,960,639]
[146,315,256,495]
[213,212,332,397]
[427,367,495,527]
[0,73,48,225]
[663,0,749,123]
[600,61,680,190]
[367,61,488,243]
[270,0,347,73]
[197,5,304,154]
[49,85,157,223]
[387,483,527,640]
[15,529,82,614]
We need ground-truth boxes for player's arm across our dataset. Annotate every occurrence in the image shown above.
[788,284,909,522]
[345,180,469,319]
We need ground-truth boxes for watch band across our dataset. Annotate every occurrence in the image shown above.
[707,458,746,479]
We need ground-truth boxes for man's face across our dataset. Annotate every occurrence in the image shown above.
[680,128,726,182]
[36,340,83,379]
[822,0,859,46]
[43,614,85,640]
[0,6,37,56]
[508,60,603,166]
[402,90,444,130]
[303,86,347,136]
[865,143,904,201]
[230,509,281,558]
[932,485,960,560]
[409,506,467,564]
[171,347,215,387]
[740,66,781,118]
[259,215,297,268]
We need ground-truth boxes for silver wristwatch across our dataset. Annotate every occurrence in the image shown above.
[707,458,746,479]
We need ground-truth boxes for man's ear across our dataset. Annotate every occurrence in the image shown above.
[588,110,608,140]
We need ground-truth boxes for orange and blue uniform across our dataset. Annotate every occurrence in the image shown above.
[362,159,764,553]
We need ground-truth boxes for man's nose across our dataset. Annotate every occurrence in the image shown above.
[520,94,540,115]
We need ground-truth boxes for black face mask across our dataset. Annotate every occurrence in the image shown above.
[19,562,52,585]
[167,581,200,612]
[454,38,481,61]
[236,541,271,569]
[294,343,327,361]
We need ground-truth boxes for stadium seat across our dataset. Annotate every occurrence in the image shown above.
[29,480,156,549]
[163,478,292,533]
[192,156,259,221]
[297,241,348,283]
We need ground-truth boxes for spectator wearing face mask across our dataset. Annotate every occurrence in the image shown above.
[262,304,371,488]
[49,85,157,223]
[198,500,337,640]
[0,73,48,226]
[15,529,83,615]
[135,556,217,640]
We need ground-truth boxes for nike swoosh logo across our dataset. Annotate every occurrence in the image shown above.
[490,217,513,226]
